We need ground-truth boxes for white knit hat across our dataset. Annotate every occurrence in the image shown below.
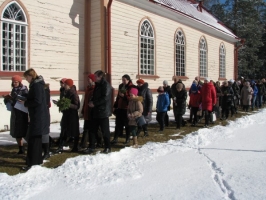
[229,79,235,83]
[204,77,210,82]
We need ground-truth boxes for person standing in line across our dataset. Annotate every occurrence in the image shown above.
[81,74,95,149]
[42,83,51,160]
[189,83,201,126]
[250,80,258,111]
[3,75,28,154]
[127,88,143,148]
[201,77,216,128]
[86,70,112,154]
[21,69,49,171]
[256,80,265,108]
[241,81,253,112]
[111,74,135,145]
[136,79,153,137]
[173,83,187,129]
[55,79,80,153]
[156,86,170,132]
[220,81,234,120]
[163,80,172,127]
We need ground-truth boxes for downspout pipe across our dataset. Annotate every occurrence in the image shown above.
[234,39,245,80]
[107,0,113,85]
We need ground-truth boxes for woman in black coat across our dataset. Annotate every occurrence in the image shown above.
[22,69,49,170]
[55,79,80,153]
[173,83,187,129]
[3,75,28,154]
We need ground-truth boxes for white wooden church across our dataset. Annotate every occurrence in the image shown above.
[0,0,239,129]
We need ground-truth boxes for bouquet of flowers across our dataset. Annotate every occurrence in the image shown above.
[119,88,127,94]
[57,97,71,112]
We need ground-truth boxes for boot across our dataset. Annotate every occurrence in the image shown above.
[42,143,50,160]
[132,136,138,148]
[71,136,79,152]
[124,134,130,145]
[54,138,64,154]
[17,146,25,154]
[80,131,88,148]
[142,124,149,137]
[110,137,118,144]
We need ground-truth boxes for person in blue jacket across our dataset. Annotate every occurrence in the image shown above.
[250,80,258,111]
[156,86,170,132]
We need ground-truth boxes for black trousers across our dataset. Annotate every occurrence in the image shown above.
[164,112,169,126]
[191,107,199,124]
[176,114,183,129]
[27,135,43,166]
[89,117,110,149]
[156,112,166,131]
[114,109,130,139]
[204,110,212,125]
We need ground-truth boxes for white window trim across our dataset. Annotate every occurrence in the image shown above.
[1,1,28,72]
[219,43,226,78]
[139,19,155,75]
[175,29,186,76]
[199,37,208,77]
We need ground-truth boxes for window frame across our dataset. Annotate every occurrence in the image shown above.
[199,36,208,78]
[138,19,157,78]
[0,0,29,76]
[219,43,226,79]
[175,29,186,77]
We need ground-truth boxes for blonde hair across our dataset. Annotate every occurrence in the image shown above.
[23,68,38,79]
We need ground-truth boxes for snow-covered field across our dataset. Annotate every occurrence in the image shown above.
[0,109,266,200]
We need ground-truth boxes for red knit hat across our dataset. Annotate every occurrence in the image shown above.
[12,75,22,83]
[88,74,95,82]
[136,79,145,84]
[65,79,74,87]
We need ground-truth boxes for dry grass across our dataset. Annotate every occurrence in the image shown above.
[0,109,258,176]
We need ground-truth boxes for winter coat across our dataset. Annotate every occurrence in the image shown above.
[189,91,202,108]
[257,83,266,96]
[231,82,240,98]
[215,85,222,107]
[251,85,258,96]
[171,80,185,97]
[82,84,95,120]
[201,82,216,111]
[241,85,253,106]
[24,76,49,137]
[137,82,153,116]
[127,96,143,126]
[114,81,135,110]
[173,89,187,115]
[91,78,112,119]
[221,86,234,109]
[156,93,170,112]
[163,85,172,111]
[6,85,28,138]
[61,86,80,137]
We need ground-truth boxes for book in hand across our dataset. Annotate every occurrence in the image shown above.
[2,94,13,101]
[16,95,27,101]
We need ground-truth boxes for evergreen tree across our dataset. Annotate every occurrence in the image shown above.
[207,0,266,79]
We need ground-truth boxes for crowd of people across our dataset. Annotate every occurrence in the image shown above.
[3,68,266,171]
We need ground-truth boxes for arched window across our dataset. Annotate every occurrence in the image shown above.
[199,37,207,77]
[219,43,226,78]
[140,20,154,75]
[175,29,185,76]
[1,2,27,71]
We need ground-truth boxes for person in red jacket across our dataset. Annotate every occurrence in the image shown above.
[201,77,216,128]
[189,83,202,126]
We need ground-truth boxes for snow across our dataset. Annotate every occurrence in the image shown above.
[1,109,266,200]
